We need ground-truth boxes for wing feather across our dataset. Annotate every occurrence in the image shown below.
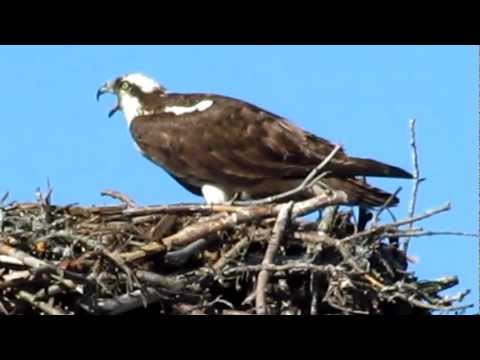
[130,93,411,197]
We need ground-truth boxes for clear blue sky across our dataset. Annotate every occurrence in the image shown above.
[0,45,477,314]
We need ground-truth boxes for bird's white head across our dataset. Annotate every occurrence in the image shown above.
[96,73,166,126]
[121,73,163,93]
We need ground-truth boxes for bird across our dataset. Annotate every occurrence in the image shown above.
[96,73,412,207]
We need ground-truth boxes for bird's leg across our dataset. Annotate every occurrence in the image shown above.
[357,206,373,232]
[356,177,373,231]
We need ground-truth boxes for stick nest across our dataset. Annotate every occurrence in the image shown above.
[0,189,470,315]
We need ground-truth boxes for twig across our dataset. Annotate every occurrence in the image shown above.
[233,145,341,206]
[317,206,338,233]
[310,271,320,315]
[404,119,425,253]
[0,191,9,205]
[35,231,100,252]
[123,203,238,217]
[0,241,93,286]
[101,189,138,208]
[0,242,51,269]
[256,202,293,315]
[373,187,402,224]
[378,230,479,239]
[293,231,339,246]
[0,255,24,266]
[212,236,251,271]
[16,290,66,315]
[435,290,470,306]
[149,215,177,241]
[164,237,214,266]
[91,287,170,315]
[173,303,207,315]
[224,262,334,276]
[392,293,473,312]
[134,270,187,290]
[340,202,451,244]
[180,296,234,315]
[121,192,348,262]
[0,209,4,232]
[34,285,64,300]
[0,301,9,315]
[290,191,348,218]
[326,299,369,315]
[222,309,251,315]
[35,181,53,224]
[88,286,203,315]
[101,249,137,292]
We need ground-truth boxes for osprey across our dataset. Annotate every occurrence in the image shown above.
[97,73,412,206]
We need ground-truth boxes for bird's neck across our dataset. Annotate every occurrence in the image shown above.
[120,92,165,127]
[120,93,145,127]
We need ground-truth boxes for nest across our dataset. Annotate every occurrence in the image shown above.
[0,186,470,315]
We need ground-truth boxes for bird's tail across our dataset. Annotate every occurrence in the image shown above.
[313,177,400,207]
[340,157,413,179]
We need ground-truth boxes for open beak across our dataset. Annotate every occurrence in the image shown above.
[96,81,120,118]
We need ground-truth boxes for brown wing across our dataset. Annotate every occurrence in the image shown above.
[263,116,412,179]
[130,94,411,192]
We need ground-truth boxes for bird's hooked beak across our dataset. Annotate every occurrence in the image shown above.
[96,80,120,118]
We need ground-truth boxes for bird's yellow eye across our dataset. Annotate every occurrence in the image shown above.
[121,82,129,90]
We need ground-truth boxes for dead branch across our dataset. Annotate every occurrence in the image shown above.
[256,202,293,314]
[404,118,425,253]
[88,287,170,315]
[120,191,348,262]
[101,189,138,208]
[340,202,451,244]
[134,270,187,290]
[16,290,67,315]
[373,187,402,224]
[0,241,48,269]
[223,263,334,276]
[212,236,251,271]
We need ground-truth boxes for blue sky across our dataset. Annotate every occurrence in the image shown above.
[0,45,477,314]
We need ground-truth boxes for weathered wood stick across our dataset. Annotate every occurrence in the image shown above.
[121,192,348,262]
[256,202,293,315]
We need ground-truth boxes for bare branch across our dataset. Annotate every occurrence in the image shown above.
[373,187,402,224]
[212,236,251,272]
[16,290,67,315]
[89,288,169,315]
[0,192,9,205]
[121,192,348,262]
[404,118,426,253]
[101,189,138,208]
[379,230,478,239]
[256,201,293,314]
[224,263,334,276]
[340,202,451,244]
